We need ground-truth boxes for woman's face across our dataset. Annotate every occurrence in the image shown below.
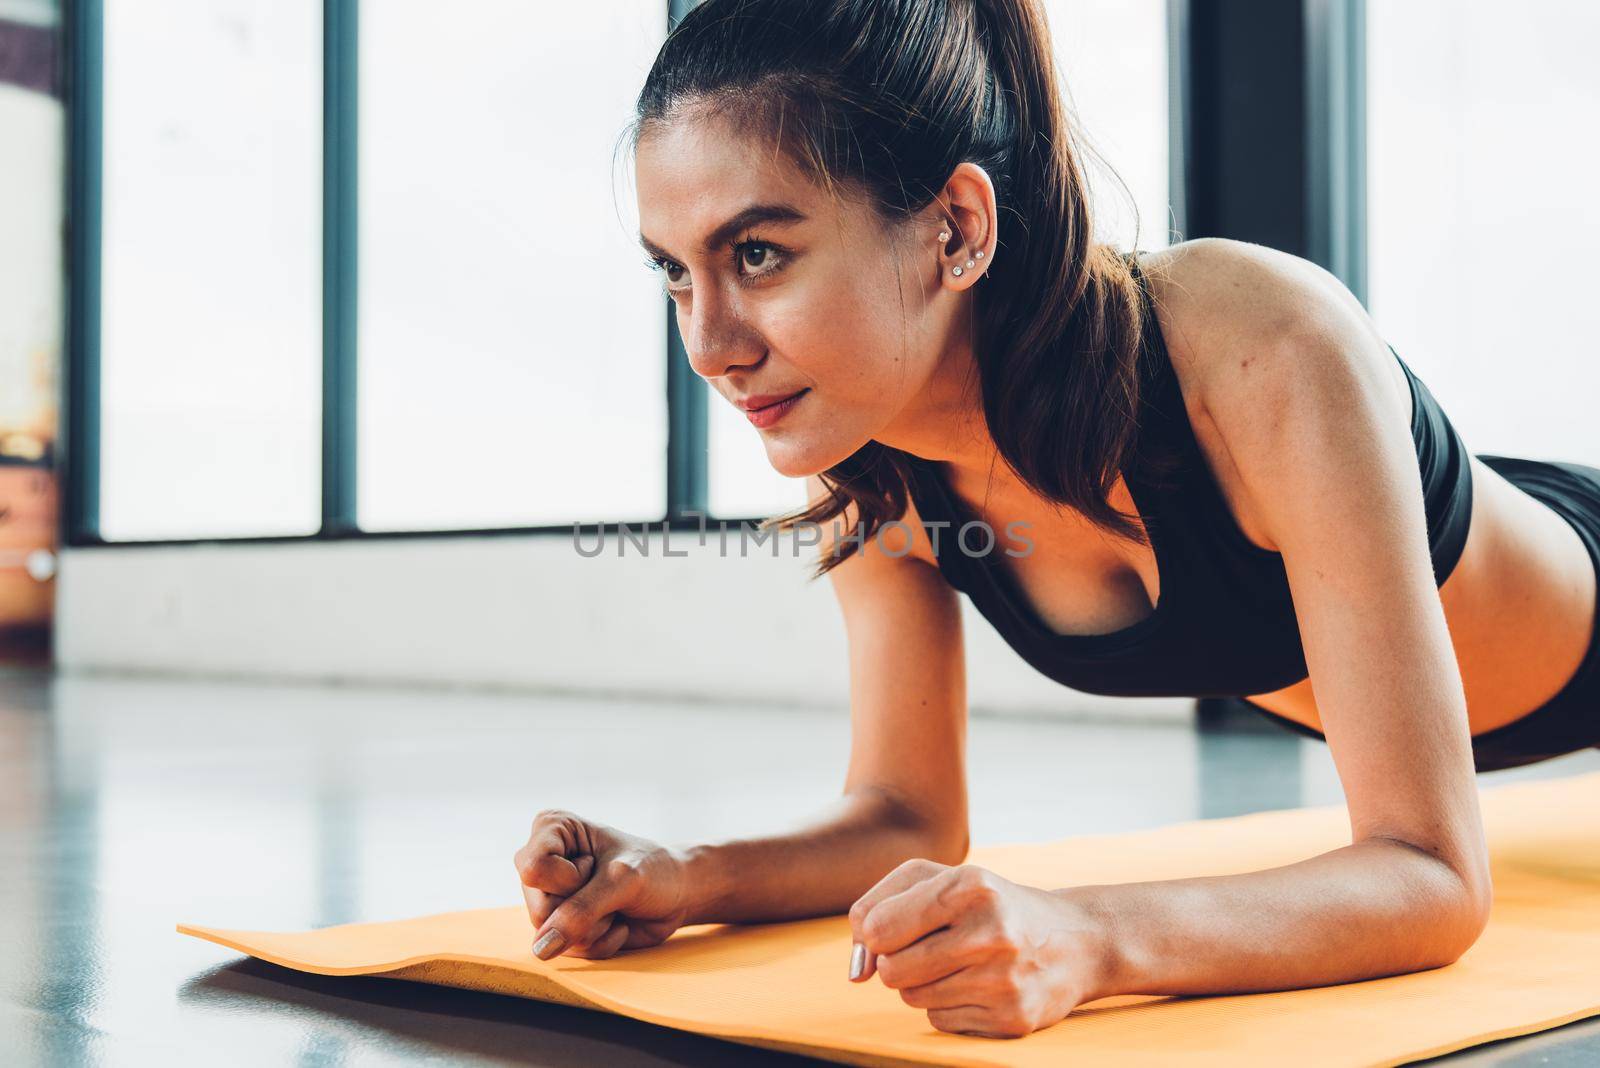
[635,114,976,479]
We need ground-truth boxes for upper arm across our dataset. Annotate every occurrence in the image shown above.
[804,474,969,862]
[1175,241,1490,904]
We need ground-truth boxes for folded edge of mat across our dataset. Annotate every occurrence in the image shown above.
[381,959,926,1068]
[180,917,940,1068]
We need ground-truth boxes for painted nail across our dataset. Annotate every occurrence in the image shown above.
[532,928,567,960]
[849,941,866,980]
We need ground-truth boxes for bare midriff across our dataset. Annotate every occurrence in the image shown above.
[1246,453,1596,737]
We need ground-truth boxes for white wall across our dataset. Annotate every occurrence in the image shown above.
[55,529,1191,724]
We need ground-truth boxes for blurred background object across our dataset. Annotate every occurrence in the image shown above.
[0,0,62,666]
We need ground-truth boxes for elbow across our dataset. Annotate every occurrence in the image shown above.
[918,822,969,866]
[1420,861,1494,968]
[1441,876,1493,963]
[937,827,971,867]
[921,821,970,866]
[1443,851,1495,961]
[858,785,968,866]
[1376,835,1493,968]
[1424,894,1490,969]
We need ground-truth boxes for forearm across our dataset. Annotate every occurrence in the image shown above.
[673,788,966,925]
[1068,838,1489,1001]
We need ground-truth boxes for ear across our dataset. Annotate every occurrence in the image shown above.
[934,162,998,290]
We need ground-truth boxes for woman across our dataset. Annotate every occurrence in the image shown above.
[513,0,1600,1039]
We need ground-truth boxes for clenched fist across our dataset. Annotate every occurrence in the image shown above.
[513,809,696,960]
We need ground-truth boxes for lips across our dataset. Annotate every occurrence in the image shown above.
[741,388,809,428]
[740,389,808,412]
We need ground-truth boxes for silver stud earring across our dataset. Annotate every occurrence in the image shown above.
[937,229,951,243]
[951,265,964,277]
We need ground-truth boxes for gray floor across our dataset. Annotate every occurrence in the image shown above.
[1,667,1596,1066]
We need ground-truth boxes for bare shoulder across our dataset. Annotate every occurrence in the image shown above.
[1136,237,1392,400]
[1129,238,1413,549]
[1135,237,1409,437]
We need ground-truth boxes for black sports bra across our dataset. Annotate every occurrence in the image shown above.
[901,254,1475,699]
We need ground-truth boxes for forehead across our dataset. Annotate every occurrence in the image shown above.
[635,112,826,243]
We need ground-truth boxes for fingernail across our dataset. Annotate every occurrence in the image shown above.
[848,941,866,980]
[532,928,567,960]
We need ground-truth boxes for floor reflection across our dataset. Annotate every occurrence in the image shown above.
[183,958,819,1067]
[1197,720,1304,819]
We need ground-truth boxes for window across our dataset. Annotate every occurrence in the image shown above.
[357,2,668,531]
[1367,0,1600,463]
[1043,0,1172,250]
[99,0,322,540]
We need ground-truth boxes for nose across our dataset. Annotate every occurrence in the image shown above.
[675,286,764,381]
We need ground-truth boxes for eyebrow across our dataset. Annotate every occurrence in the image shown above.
[639,203,808,261]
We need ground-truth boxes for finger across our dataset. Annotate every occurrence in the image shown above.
[874,920,983,991]
[571,916,632,959]
[849,858,946,936]
[522,885,552,928]
[926,1003,1030,1039]
[857,866,972,969]
[520,854,595,927]
[847,858,948,981]
[621,916,678,950]
[534,859,642,959]
[514,819,575,880]
[515,828,595,895]
[892,962,983,1010]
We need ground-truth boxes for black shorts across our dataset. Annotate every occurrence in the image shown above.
[1245,454,1600,773]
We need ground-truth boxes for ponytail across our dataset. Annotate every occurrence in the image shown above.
[966,0,1153,544]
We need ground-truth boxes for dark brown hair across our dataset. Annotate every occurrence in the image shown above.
[631,0,1167,578]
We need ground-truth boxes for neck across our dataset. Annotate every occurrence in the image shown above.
[871,320,1019,496]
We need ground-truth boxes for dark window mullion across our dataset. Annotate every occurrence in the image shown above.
[663,0,708,523]
[1182,0,1308,253]
[1166,0,1191,244]
[64,0,104,547]
[322,0,359,537]
[1304,0,1366,305]
[1182,0,1366,299]
[665,303,709,522]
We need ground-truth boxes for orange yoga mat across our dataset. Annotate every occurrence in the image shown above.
[180,771,1600,1067]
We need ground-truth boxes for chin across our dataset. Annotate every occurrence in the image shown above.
[765,437,869,481]
[757,438,818,480]
[766,453,821,480]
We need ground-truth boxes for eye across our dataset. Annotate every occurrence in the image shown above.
[735,240,785,279]
[642,236,790,296]
[644,256,687,290]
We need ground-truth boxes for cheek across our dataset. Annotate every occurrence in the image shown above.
[769,286,914,397]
